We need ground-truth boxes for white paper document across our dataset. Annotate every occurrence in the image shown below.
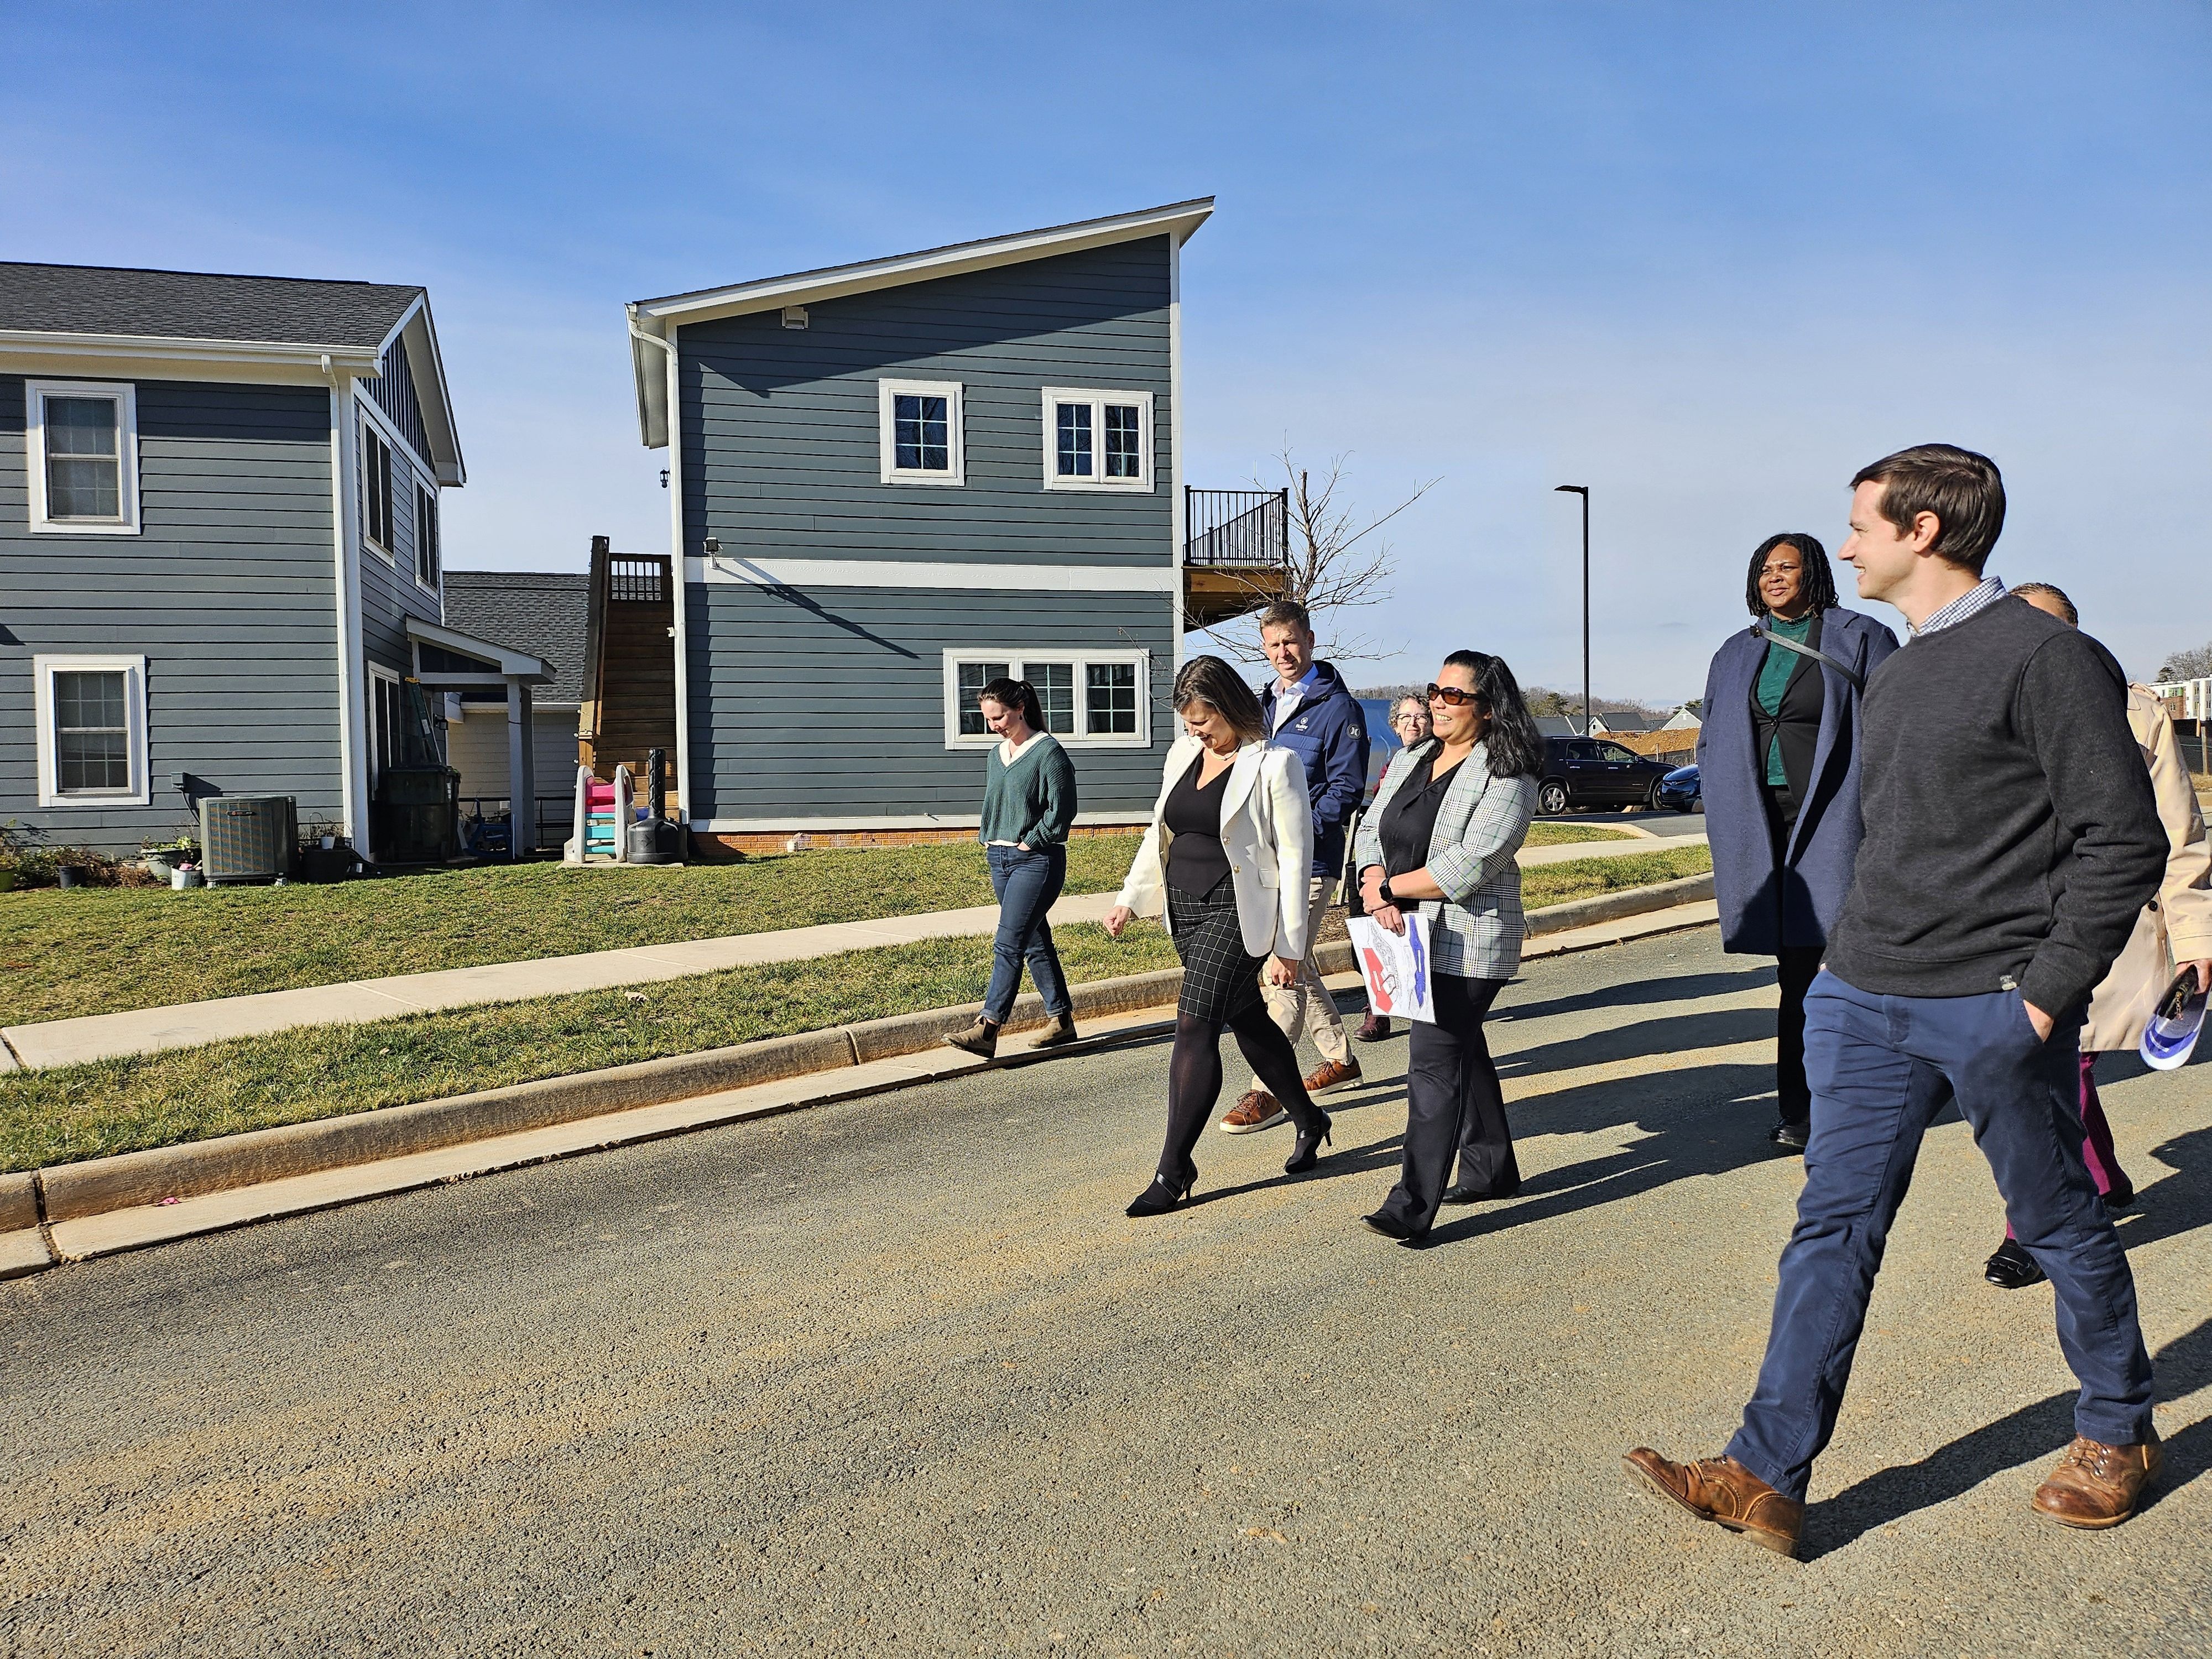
[1345,911,1436,1025]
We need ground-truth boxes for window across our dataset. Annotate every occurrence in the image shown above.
[25,380,140,534]
[1041,388,1152,491]
[415,483,440,589]
[943,650,1150,748]
[362,425,394,558]
[878,379,964,485]
[1599,742,1639,764]
[32,655,149,806]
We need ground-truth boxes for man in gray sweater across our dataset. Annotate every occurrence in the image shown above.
[1626,444,2167,1556]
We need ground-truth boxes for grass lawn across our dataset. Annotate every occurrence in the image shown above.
[3,822,1627,1027]
[0,922,1184,1172]
[2,843,1706,1173]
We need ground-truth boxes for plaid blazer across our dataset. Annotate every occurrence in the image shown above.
[1352,739,1538,979]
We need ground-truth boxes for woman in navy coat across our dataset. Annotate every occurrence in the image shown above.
[1698,534,1900,1150]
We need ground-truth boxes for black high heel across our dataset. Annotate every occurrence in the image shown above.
[1284,1112,1334,1175]
[1126,1170,1196,1218]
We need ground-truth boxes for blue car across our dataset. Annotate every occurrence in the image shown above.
[1657,763,1702,813]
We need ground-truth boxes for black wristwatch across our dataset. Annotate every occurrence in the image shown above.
[1376,876,1399,906]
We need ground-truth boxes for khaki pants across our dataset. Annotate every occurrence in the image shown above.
[1249,875,1352,1092]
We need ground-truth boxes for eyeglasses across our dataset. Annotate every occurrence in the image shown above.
[1425,684,1482,708]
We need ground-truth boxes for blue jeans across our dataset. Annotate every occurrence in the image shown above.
[1726,972,2154,1500]
[983,844,1070,1022]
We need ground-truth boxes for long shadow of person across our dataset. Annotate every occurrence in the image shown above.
[1496,965,1774,1026]
[1803,1316,2212,1558]
[2109,1125,2212,1258]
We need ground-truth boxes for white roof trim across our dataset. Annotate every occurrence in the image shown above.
[0,328,382,373]
[404,614,553,682]
[625,197,1213,447]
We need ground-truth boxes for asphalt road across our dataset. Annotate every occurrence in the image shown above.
[4,925,2207,1657]
[1544,807,1707,838]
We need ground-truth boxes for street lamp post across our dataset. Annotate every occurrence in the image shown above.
[1554,485,1590,737]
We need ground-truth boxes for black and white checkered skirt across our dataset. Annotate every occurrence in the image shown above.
[1166,875,1267,1024]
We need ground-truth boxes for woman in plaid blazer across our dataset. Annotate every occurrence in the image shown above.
[1352,651,1542,1241]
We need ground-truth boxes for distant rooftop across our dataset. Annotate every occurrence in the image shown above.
[442,571,589,706]
[0,262,422,348]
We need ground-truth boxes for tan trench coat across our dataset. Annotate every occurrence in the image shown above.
[2081,685,2212,1052]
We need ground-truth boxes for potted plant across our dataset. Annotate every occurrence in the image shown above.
[140,834,197,882]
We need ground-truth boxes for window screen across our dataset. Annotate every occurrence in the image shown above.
[54,669,130,792]
[364,428,394,550]
[45,396,122,519]
[1103,404,1142,479]
[957,660,1011,736]
[415,486,440,587]
[1056,403,1093,477]
[895,394,950,472]
[1086,662,1138,734]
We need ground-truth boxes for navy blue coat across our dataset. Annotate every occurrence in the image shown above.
[1259,659,1370,879]
[1698,606,1901,954]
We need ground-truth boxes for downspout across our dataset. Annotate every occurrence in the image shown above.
[627,310,693,830]
[324,356,371,860]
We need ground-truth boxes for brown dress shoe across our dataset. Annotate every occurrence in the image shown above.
[1354,1014,1392,1043]
[1303,1057,1363,1095]
[2033,1434,2162,1530]
[1219,1090,1286,1134]
[1623,1448,1803,1557]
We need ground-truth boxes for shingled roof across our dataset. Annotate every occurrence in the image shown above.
[441,572,590,706]
[0,262,422,348]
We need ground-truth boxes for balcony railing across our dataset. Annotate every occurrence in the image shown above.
[1185,488,1288,567]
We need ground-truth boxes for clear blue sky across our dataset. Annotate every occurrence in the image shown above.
[6,2,2206,700]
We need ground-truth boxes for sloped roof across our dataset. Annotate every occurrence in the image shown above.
[1534,716,1587,738]
[0,262,421,348]
[441,571,589,705]
[625,198,1213,447]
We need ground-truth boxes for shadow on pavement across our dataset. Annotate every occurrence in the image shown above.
[1496,966,1773,1025]
[1804,1315,2212,1558]
[1496,1004,1777,1079]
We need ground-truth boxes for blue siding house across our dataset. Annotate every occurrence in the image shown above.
[624,200,1250,853]
[1,263,550,861]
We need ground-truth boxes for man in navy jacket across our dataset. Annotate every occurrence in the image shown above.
[1218,599,1371,1133]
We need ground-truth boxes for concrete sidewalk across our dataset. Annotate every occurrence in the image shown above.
[1,833,1704,1074]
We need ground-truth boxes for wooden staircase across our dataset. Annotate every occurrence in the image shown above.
[578,537,679,808]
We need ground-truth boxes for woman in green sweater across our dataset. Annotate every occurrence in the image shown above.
[945,677,1081,1059]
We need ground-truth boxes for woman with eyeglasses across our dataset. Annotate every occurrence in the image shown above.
[1103,655,1335,1217]
[1353,653,1543,1241]
[943,676,1081,1061]
[1354,695,1437,1044]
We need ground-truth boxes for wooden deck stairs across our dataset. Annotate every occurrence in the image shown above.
[578,536,679,811]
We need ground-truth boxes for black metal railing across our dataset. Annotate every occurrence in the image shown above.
[609,556,666,603]
[1185,488,1288,567]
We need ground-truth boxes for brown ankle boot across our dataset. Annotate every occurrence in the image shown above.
[941,1018,1000,1060]
[1029,1014,1079,1050]
[1623,1448,1803,1556]
[2033,1434,2162,1529]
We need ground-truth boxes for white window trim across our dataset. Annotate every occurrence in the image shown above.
[878,379,965,486]
[941,649,1151,749]
[361,420,395,565]
[32,654,151,807]
[414,479,441,594]
[1040,386,1154,493]
[368,664,403,794]
[24,379,141,535]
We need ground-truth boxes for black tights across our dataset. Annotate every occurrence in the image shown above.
[1156,1003,1324,1182]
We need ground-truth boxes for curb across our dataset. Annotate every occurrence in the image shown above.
[4,885,1713,1273]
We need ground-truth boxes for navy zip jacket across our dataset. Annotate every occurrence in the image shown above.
[1259,659,1370,880]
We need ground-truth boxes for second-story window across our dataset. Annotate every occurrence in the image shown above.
[363,426,395,559]
[415,483,440,589]
[1041,388,1153,491]
[878,379,964,486]
[25,379,140,534]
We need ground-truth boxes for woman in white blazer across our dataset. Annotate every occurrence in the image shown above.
[1104,655,1336,1216]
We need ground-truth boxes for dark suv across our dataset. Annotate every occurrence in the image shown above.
[1536,736,1676,815]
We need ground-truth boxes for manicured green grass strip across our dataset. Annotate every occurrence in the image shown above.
[0,836,1147,1028]
[0,923,1183,1173]
[1520,844,1712,910]
[1521,822,1639,846]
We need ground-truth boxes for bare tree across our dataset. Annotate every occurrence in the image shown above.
[1198,450,1438,664]
[2157,640,2212,681]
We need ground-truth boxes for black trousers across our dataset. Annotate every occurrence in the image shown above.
[1776,945,1825,1128]
[1377,973,1512,1234]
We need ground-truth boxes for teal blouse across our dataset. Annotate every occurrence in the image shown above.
[1756,613,1814,786]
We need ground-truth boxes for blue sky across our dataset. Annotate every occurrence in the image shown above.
[6,2,2206,700]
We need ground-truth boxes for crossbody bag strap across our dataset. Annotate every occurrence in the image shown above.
[1751,624,1864,691]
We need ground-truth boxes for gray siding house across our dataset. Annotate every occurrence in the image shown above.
[0,263,544,859]
[624,200,1223,852]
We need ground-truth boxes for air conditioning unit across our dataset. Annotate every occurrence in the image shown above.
[199,795,298,884]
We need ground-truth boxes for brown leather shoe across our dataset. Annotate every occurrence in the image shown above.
[1027,1014,1079,1051]
[1623,1448,1802,1557]
[2033,1434,2162,1530]
[1303,1057,1363,1095]
[1218,1090,1285,1134]
[1354,1014,1392,1043]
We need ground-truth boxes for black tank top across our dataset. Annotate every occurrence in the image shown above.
[1165,752,1234,896]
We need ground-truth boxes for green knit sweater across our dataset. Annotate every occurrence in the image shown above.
[980,735,1079,847]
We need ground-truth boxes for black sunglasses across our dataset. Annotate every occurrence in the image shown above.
[1425,684,1483,708]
